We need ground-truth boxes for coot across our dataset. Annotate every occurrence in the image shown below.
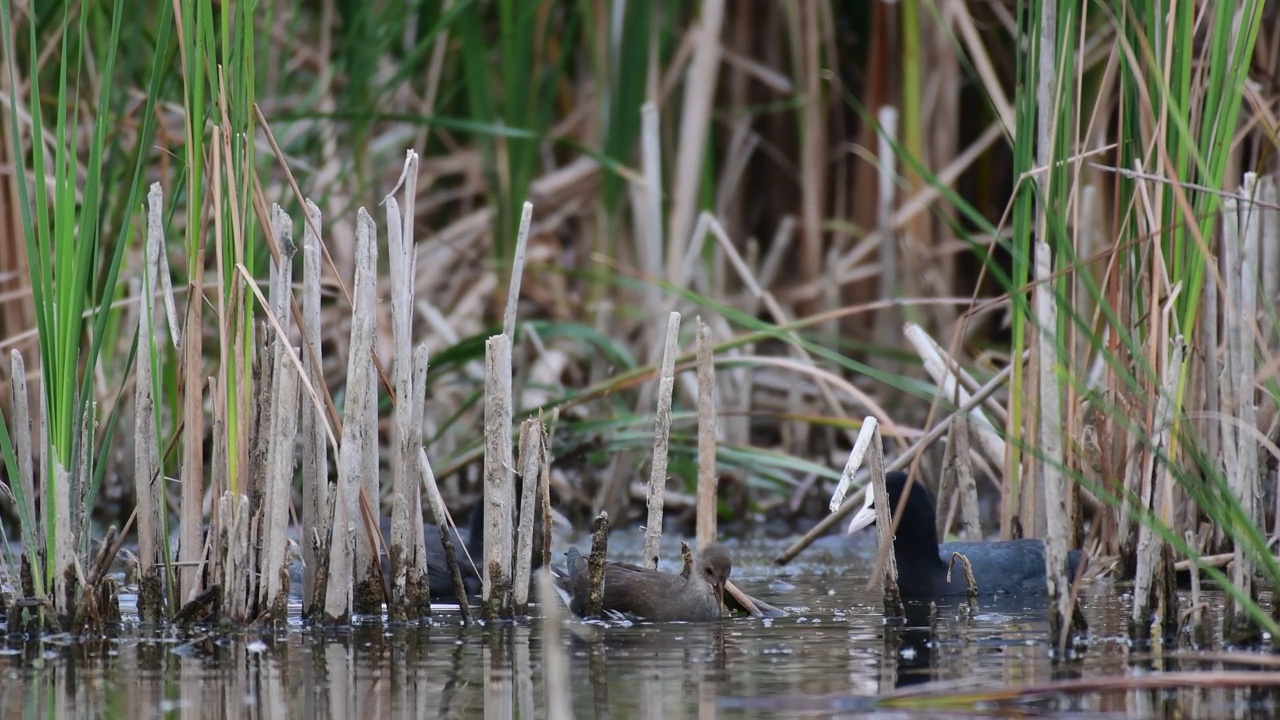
[553,543,731,621]
[846,472,1086,597]
[382,500,487,600]
[286,501,489,602]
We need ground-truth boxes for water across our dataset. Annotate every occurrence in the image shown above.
[4,535,1280,718]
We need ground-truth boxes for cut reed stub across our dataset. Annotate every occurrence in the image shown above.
[482,333,516,620]
[585,511,610,618]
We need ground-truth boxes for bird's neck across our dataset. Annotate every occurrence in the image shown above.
[892,525,945,568]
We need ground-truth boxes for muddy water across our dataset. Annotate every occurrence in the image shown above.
[2,535,1278,719]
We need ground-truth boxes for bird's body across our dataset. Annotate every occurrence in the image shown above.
[555,544,731,621]
[848,472,1086,597]
[309,503,487,602]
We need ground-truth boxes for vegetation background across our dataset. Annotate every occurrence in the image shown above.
[3,0,1280,636]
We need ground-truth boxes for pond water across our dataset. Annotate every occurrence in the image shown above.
[3,533,1279,719]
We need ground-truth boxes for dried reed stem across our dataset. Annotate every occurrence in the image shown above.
[695,318,718,549]
[666,0,725,280]
[261,205,299,619]
[865,421,902,617]
[1131,336,1184,642]
[643,311,682,569]
[639,102,664,311]
[585,511,610,618]
[178,194,208,604]
[9,351,37,564]
[325,208,380,621]
[871,107,899,365]
[135,184,166,623]
[514,419,544,614]
[483,333,515,619]
[301,200,329,617]
[904,323,1005,467]
[503,201,534,341]
[1223,179,1262,639]
[944,415,981,540]
[387,189,430,620]
[829,417,877,513]
[1033,235,1075,649]
[540,408,556,572]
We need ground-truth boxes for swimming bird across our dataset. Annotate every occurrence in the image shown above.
[846,472,1087,597]
[554,543,732,621]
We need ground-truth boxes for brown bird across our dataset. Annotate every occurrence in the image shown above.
[555,543,732,621]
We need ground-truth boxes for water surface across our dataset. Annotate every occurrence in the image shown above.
[3,534,1278,718]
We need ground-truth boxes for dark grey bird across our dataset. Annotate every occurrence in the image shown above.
[553,543,732,621]
[847,471,1087,597]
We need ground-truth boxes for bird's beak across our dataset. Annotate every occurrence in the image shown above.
[846,490,877,534]
[714,581,726,616]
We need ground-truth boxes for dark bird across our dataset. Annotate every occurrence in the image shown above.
[846,472,1087,597]
[287,501,489,602]
[554,543,732,621]
[387,500,487,600]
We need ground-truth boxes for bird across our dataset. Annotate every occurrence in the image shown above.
[553,543,732,621]
[846,472,1087,597]
[285,501,489,602]
[391,502,487,600]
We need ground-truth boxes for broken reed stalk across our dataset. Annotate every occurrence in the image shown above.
[483,333,516,620]
[401,161,431,618]
[514,419,545,614]
[1223,179,1262,641]
[585,511,610,618]
[866,423,904,618]
[325,207,381,622]
[300,199,329,618]
[538,569,574,720]
[643,311,682,569]
[353,209,384,615]
[135,184,166,623]
[387,187,431,621]
[1033,235,1078,652]
[828,417,878,513]
[260,204,299,620]
[695,318,718,551]
[680,540,694,577]
[221,492,252,621]
[1131,336,1184,643]
[504,201,534,341]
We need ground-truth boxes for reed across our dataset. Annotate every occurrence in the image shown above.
[3,1,1280,648]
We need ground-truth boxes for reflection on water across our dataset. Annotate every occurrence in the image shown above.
[3,539,1280,718]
